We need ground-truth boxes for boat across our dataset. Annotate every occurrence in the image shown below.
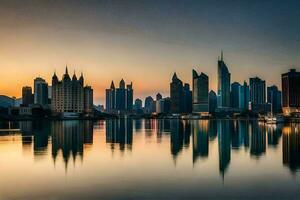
[265,115,284,124]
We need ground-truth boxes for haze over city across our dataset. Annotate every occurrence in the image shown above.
[1,0,300,104]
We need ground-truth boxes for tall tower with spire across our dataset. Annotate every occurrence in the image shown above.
[217,50,231,108]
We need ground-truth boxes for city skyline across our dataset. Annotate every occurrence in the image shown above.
[1,0,300,104]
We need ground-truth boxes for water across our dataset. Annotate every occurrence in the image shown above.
[0,119,300,200]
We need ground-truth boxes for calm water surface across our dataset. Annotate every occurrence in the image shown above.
[0,119,300,200]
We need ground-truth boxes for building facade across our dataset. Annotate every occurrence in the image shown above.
[267,85,282,114]
[22,86,34,106]
[51,67,93,114]
[282,69,300,115]
[192,69,209,114]
[170,73,184,113]
[217,51,231,108]
[230,82,241,109]
[239,81,250,111]
[34,77,48,106]
[105,79,133,113]
[209,90,217,114]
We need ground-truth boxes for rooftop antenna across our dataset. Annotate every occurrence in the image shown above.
[221,50,224,61]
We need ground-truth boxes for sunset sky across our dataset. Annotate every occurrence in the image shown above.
[0,0,300,104]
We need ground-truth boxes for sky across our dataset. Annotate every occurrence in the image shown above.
[0,0,300,104]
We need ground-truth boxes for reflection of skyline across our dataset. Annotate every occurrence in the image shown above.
[192,120,209,163]
[51,121,94,169]
[250,122,266,158]
[106,119,133,152]
[218,121,231,178]
[282,124,300,173]
[2,119,300,175]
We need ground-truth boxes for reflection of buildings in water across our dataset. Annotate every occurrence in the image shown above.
[170,120,183,159]
[183,120,191,147]
[282,124,300,173]
[218,120,231,178]
[192,120,209,163]
[250,122,266,158]
[32,121,50,157]
[170,120,191,161]
[83,120,93,145]
[51,121,94,168]
[240,120,250,149]
[144,119,156,136]
[134,119,142,132]
[231,120,239,149]
[20,121,33,155]
[267,124,282,147]
[19,121,50,157]
[106,119,133,152]
[156,119,171,143]
[208,120,217,141]
[232,120,250,150]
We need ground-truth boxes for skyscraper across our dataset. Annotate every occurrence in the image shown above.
[34,77,48,106]
[209,90,217,114]
[183,83,192,113]
[217,51,231,108]
[170,73,184,114]
[192,69,209,114]
[134,98,143,111]
[144,96,154,114]
[51,67,92,114]
[22,86,33,106]
[282,69,300,115]
[239,81,250,111]
[267,85,282,114]
[84,86,93,114]
[106,79,134,113]
[126,83,133,112]
[230,82,241,109]
[249,77,266,105]
[105,81,116,112]
[116,79,126,111]
[156,93,162,101]
[249,77,268,113]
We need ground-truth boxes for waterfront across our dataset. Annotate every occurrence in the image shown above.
[0,119,300,199]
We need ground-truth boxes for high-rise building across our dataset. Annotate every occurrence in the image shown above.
[22,86,33,106]
[249,77,266,105]
[209,90,217,114]
[170,73,184,113]
[134,98,143,111]
[105,81,116,112]
[106,79,133,113]
[192,69,209,114]
[116,79,126,111]
[156,97,171,114]
[51,67,92,114]
[230,82,241,109]
[267,85,282,114]
[249,77,268,113]
[183,83,192,113]
[239,81,250,111]
[126,83,133,111]
[144,96,154,114]
[34,77,48,106]
[282,69,300,115]
[156,93,162,101]
[84,86,93,114]
[217,51,231,108]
